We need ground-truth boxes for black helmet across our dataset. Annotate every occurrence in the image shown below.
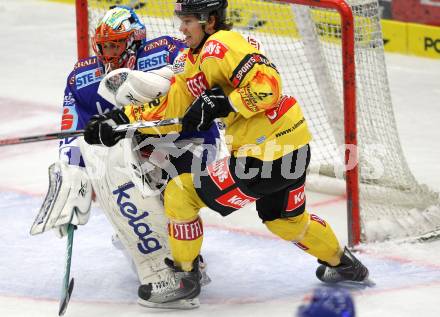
[175,0,228,23]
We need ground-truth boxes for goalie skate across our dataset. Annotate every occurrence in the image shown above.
[112,233,211,288]
[137,257,202,310]
[316,247,373,286]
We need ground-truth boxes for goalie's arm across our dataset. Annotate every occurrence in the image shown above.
[98,66,175,109]
[122,71,194,135]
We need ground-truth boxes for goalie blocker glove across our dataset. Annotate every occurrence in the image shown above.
[84,109,130,147]
[182,86,234,133]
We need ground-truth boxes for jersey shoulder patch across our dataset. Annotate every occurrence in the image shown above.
[73,56,99,71]
[70,56,104,90]
[171,50,188,74]
[201,39,229,62]
[142,36,172,53]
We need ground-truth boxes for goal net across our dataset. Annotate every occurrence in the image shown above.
[80,0,440,244]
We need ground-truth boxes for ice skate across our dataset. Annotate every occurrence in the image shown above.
[316,247,373,286]
[198,255,211,286]
[112,233,211,288]
[137,256,202,309]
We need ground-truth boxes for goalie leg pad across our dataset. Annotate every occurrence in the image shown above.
[80,139,172,284]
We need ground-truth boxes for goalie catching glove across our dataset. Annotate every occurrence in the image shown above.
[84,109,130,147]
[182,86,234,133]
[98,66,174,108]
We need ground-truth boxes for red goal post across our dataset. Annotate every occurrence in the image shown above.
[76,0,89,60]
[280,0,360,246]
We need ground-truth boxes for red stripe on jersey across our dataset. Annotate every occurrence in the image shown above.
[294,242,309,250]
[186,72,209,97]
[310,214,327,227]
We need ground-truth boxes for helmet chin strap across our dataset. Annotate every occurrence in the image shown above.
[194,15,217,54]
[103,48,137,74]
[104,62,113,74]
[124,50,137,70]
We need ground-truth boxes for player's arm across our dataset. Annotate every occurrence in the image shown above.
[201,40,282,118]
[181,36,282,132]
[84,67,186,145]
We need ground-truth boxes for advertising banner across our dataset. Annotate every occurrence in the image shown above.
[392,0,440,26]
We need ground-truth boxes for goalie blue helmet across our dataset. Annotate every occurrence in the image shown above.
[297,288,355,317]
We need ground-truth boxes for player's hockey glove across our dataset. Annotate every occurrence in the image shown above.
[182,86,234,132]
[84,108,130,147]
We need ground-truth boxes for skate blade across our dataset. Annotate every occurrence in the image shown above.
[137,297,200,310]
[200,271,212,287]
[334,277,376,289]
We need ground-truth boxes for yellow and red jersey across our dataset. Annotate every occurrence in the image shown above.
[124,30,312,160]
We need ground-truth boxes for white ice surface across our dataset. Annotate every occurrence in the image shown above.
[1,1,440,317]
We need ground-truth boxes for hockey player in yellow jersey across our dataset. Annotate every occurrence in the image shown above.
[84,0,370,307]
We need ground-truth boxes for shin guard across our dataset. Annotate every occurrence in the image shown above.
[265,211,342,266]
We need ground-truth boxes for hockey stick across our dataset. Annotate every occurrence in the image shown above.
[58,223,75,316]
[114,118,181,132]
[0,118,182,147]
[0,130,85,147]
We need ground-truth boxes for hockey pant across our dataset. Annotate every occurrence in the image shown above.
[164,144,342,271]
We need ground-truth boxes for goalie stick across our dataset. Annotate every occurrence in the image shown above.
[58,224,75,316]
[0,118,182,147]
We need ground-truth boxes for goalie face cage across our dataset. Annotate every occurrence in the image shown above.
[76,0,440,245]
